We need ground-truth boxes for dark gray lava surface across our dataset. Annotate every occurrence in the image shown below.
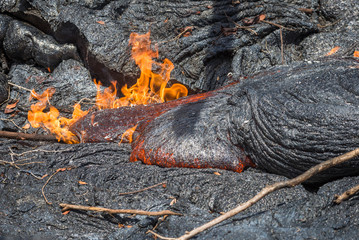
[0,0,359,239]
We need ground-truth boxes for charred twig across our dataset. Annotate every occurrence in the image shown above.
[8,147,70,169]
[152,215,169,231]
[298,8,314,14]
[20,170,48,180]
[317,19,341,29]
[59,203,182,216]
[77,97,96,106]
[260,19,295,31]
[0,130,60,142]
[8,82,32,92]
[0,118,23,130]
[3,148,73,180]
[159,26,195,44]
[119,181,167,196]
[225,13,258,35]
[2,147,45,170]
[42,167,74,205]
[334,183,359,204]
[175,26,194,40]
[9,147,74,157]
[150,147,359,240]
[0,159,21,169]
[259,19,291,65]
[0,159,44,169]
[148,230,176,240]
[258,18,296,65]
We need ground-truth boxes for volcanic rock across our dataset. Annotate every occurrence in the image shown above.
[0,139,358,239]
[0,0,359,239]
[0,59,95,132]
[300,0,359,60]
[1,0,358,91]
[0,72,7,103]
[2,0,320,91]
[72,58,359,183]
[0,14,12,43]
[3,20,79,69]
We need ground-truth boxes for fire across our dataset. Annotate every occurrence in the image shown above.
[119,125,138,145]
[123,32,187,105]
[28,31,188,143]
[28,88,88,144]
[94,32,188,108]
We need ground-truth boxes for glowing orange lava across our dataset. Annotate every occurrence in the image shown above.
[325,46,340,56]
[28,31,188,143]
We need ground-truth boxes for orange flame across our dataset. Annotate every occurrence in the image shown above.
[120,32,187,105]
[28,31,188,143]
[28,88,88,144]
[119,125,138,144]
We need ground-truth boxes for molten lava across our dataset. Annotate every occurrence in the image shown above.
[325,46,340,56]
[28,31,188,143]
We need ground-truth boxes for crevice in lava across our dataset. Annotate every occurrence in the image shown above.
[4,9,142,92]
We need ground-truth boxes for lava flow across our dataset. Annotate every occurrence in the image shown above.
[28,31,188,143]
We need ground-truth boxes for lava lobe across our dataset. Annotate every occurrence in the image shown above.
[70,58,359,182]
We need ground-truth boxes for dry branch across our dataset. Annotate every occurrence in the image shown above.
[119,181,167,196]
[8,82,33,92]
[147,230,177,240]
[59,203,182,216]
[260,19,295,31]
[225,13,258,35]
[0,130,59,142]
[150,147,359,240]
[0,118,23,130]
[334,183,359,204]
[42,167,74,205]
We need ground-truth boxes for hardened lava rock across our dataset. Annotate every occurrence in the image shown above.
[0,72,7,103]
[71,57,359,183]
[0,140,358,239]
[130,58,359,183]
[1,0,319,91]
[0,14,12,43]
[3,20,79,69]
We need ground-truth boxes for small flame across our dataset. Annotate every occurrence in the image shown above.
[28,88,88,144]
[119,125,138,145]
[120,32,187,105]
[28,31,188,143]
[94,80,123,109]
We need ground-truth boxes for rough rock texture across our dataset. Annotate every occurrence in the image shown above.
[0,0,358,239]
[0,14,12,43]
[71,58,359,183]
[0,139,358,240]
[1,0,320,91]
[300,0,359,60]
[0,60,96,132]
[0,72,7,103]
[3,20,79,69]
[230,57,359,182]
